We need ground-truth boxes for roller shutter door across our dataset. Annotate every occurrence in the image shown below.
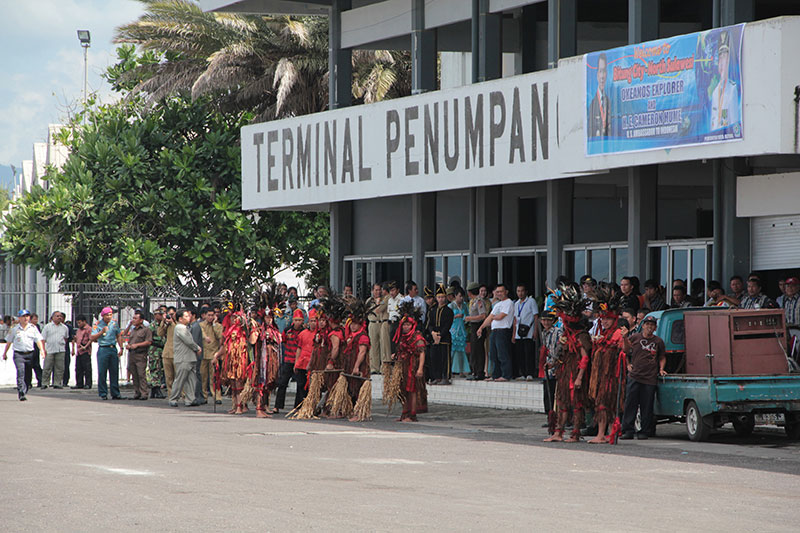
[751,215,800,270]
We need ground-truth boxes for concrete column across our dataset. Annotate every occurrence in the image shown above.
[547,0,576,69]
[328,0,351,110]
[627,166,658,279]
[712,160,723,280]
[711,5,752,284]
[720,159,750,283]
[469,188,477,282]
[329,202,353,291]
[546,179,573,287]
[411,0,437,94]
[520,4,538,74]
[409,0,437,286]
[719,0,754,26]
[328,0,352,289]
[411,194,436,286]
[471,0,480,83]
[478,0,502,82]
[544,0,576,284]
[628,0,660,44]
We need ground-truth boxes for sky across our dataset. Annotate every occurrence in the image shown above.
[0,0,146,186]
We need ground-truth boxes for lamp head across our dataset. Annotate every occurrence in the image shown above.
[77,30,91,45]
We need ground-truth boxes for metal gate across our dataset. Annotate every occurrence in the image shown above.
[1,282,220,324]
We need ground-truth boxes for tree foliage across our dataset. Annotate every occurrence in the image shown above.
[0,92,328,292]
[113,0,411,120]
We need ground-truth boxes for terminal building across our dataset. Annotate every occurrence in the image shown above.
[201,0,800,300]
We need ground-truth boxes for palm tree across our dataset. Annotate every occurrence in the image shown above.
[114,0,411,120]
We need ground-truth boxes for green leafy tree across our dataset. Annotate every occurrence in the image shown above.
[0,93,328,292]
[0,186,9,212]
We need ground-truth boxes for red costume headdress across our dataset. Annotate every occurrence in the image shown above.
[592,282,621,320]
[393,300,422,344]
[551,283,591,331]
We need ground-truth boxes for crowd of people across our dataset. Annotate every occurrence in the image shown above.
[2,273,798,442]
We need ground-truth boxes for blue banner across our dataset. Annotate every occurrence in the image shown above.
[585,24,744,155]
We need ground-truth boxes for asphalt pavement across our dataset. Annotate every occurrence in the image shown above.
[1,386,798,532]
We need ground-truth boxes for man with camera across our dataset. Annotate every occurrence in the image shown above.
[157,306,178,398]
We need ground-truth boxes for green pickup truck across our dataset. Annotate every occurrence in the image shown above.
[647,307,800,442]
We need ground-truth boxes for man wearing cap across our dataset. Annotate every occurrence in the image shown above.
[147,308,167,399]
[3,310,45,401]
[428,284,455,385]
[538,311,561,426]
[781,277,800,346]
[199,307,223,403]
[366,283,388,374]
[620,315,667,440]
[90,307,124,400]
[464,282,488,380]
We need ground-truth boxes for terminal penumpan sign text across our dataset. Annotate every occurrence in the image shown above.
[241,71,555,209]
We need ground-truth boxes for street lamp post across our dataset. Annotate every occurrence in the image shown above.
[76,30,91,122]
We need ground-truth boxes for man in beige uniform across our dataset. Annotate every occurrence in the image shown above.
[199,307,223,402]
[157,308,177,397]
[366,283,388,373]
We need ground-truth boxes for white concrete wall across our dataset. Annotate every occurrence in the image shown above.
[241,17,800,211]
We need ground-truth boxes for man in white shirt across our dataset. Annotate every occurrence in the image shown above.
[511,284,539,381]
[2,309,46,401]
[402,281,427,324]
[477,284,514,381]
[41,311,70,389]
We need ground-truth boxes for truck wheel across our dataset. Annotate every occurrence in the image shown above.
[786,413,800,440]
[732,414,755,436]
[686,401,709,442]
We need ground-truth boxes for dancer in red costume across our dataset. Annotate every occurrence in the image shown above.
[544,283,592,443]
[392,301,427,422]
[587,283,628,443]
[253,307,281,418]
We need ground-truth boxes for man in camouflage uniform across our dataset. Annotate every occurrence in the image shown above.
[147,308,166,399]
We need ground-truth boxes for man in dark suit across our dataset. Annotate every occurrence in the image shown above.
[588,52,610,138]
[427,285,454,386]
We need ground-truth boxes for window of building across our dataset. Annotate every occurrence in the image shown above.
[488,247,547,297]
[647,240,712,304]
[425,252,469,289]
[343,255,411,299]
[564,243,628,283]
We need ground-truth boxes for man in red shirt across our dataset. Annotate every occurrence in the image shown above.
[294,309,317,408]
[275,309,305,413]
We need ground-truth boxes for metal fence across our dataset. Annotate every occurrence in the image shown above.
[0,282,220,325]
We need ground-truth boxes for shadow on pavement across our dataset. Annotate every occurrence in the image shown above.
[3,385,798,476]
